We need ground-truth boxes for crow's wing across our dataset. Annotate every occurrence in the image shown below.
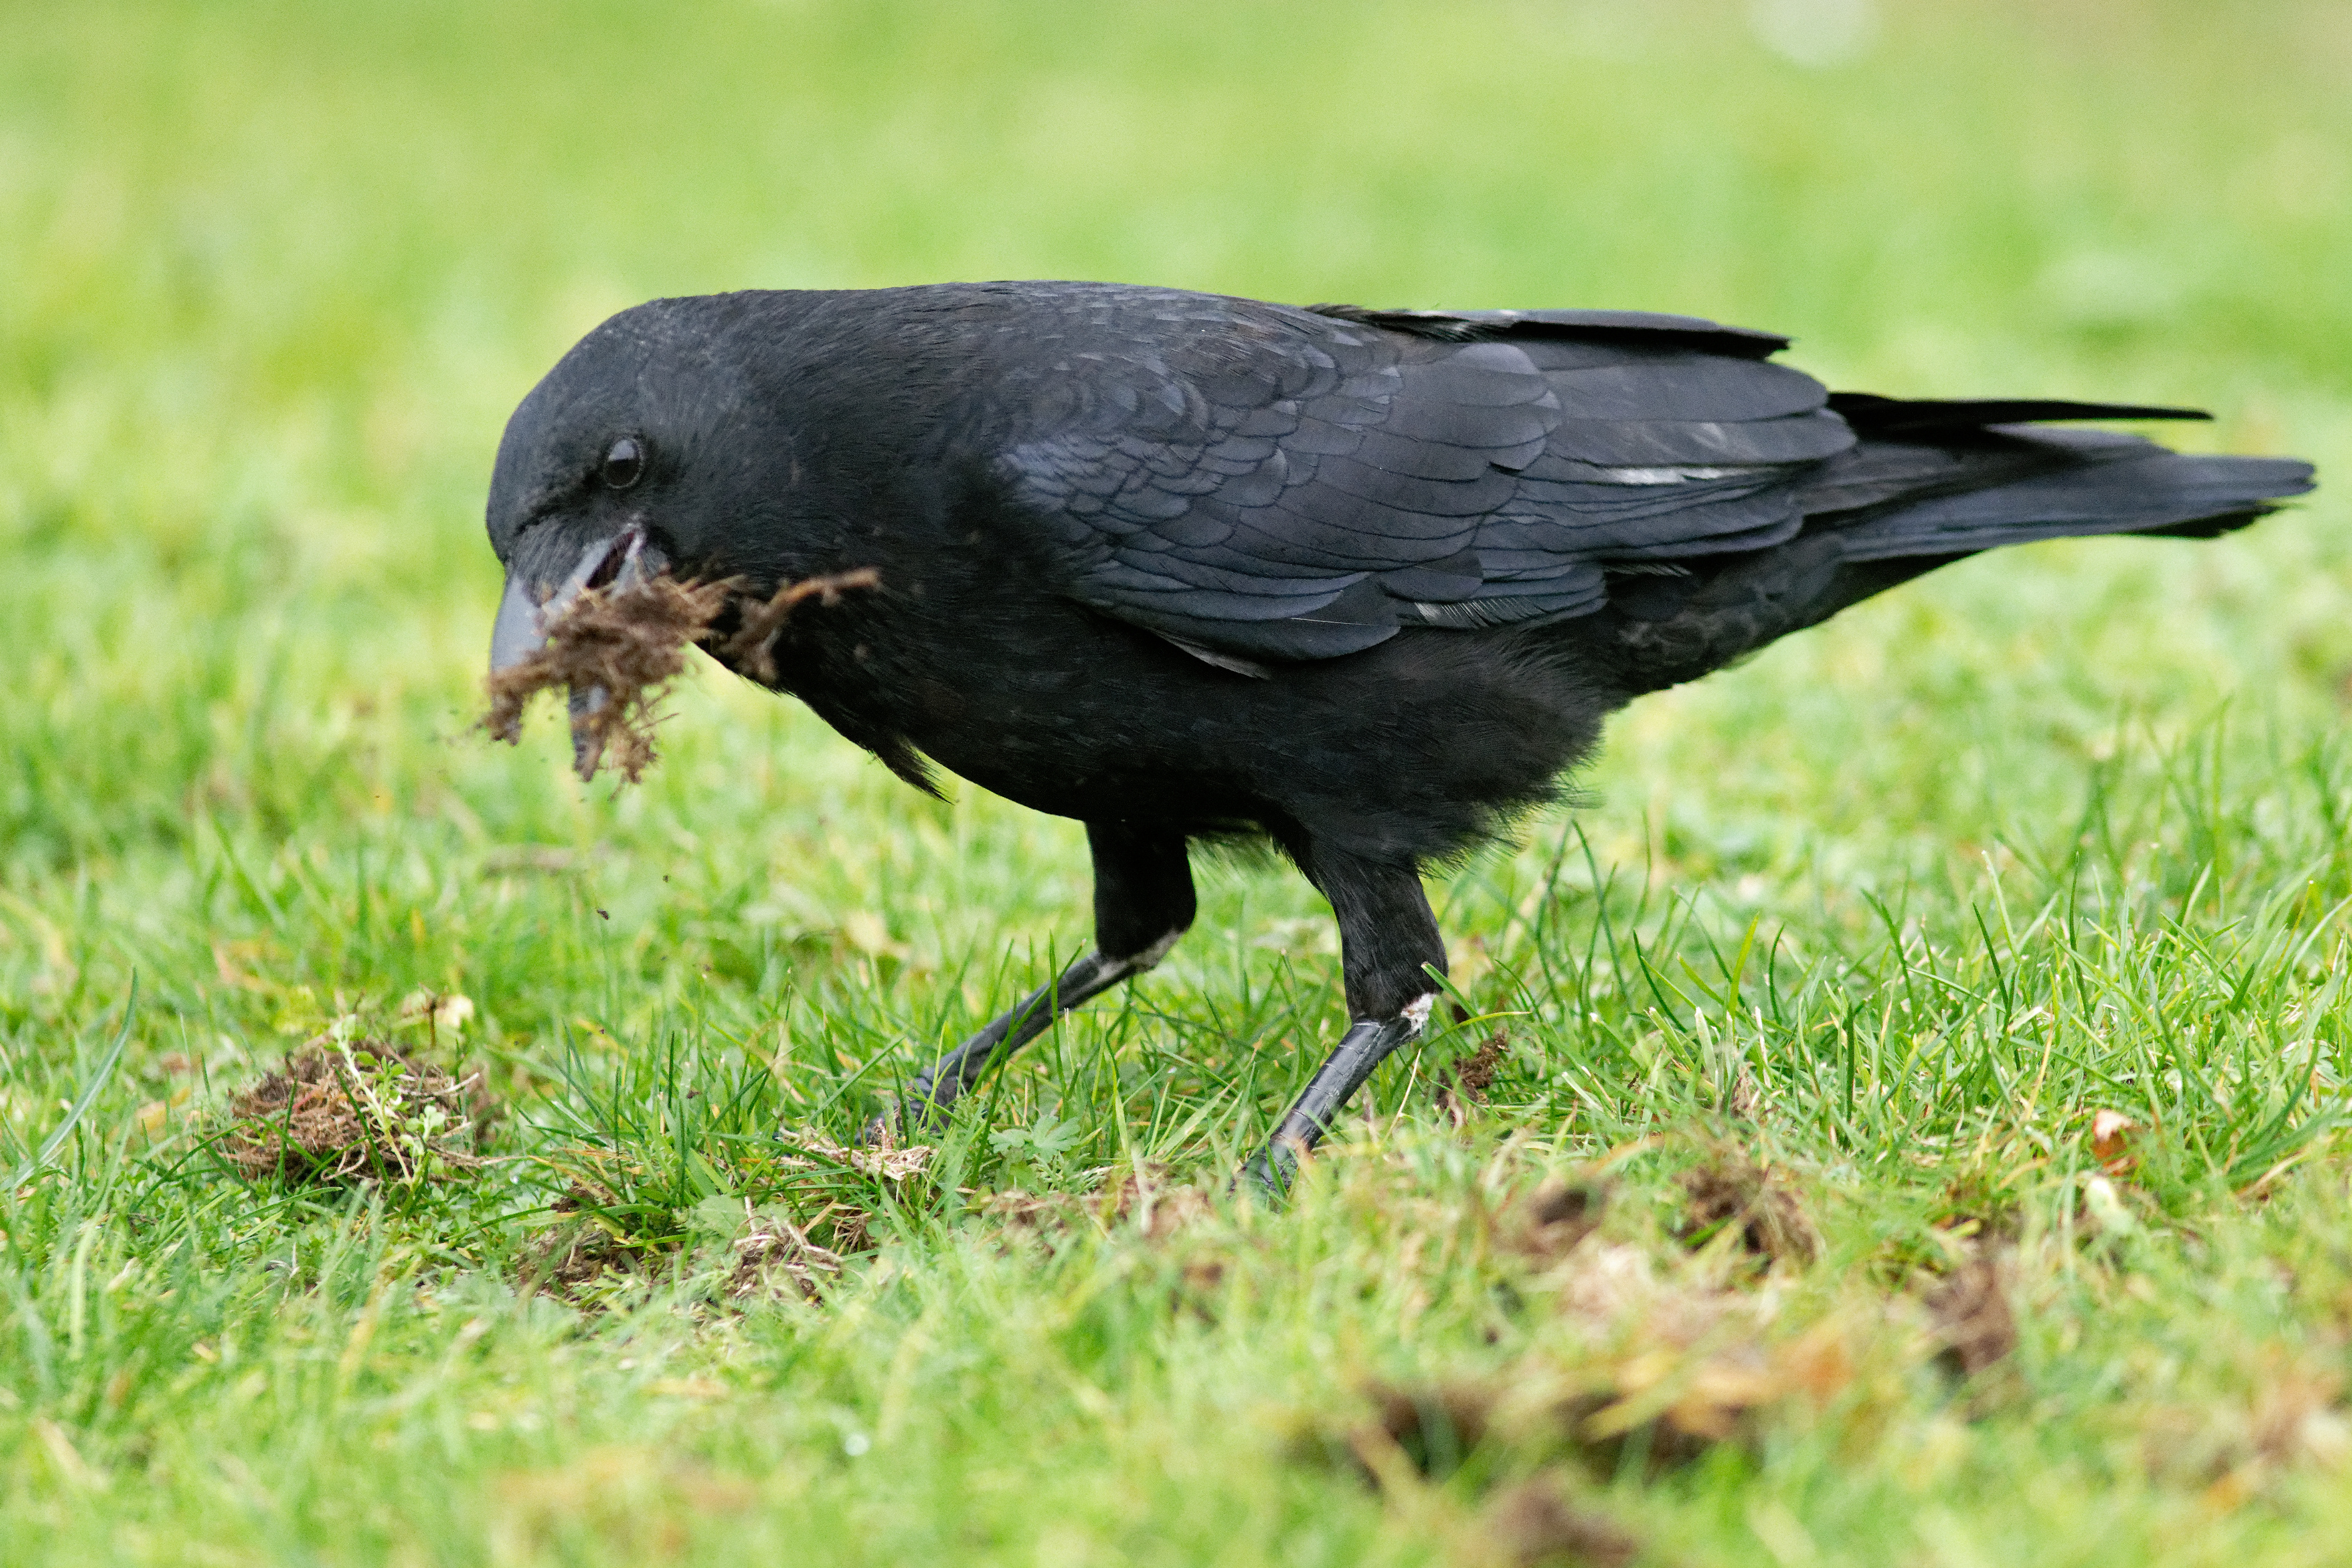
[994,289,1853,663]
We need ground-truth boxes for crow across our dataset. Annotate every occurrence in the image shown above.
[485,281,2314,1192]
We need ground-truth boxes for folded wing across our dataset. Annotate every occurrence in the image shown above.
[992,287,2306,667]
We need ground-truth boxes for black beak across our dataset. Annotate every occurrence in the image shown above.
[489,524,671,775]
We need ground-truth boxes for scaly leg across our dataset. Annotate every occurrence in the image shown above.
[1245,846,1445,1196]
[879,821,1194,1139]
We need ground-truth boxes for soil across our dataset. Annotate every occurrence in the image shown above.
[1676,1151,1820,1266]
[1435,1032,1508,1124]
[222,1041,486,1185]
[1925,1254,2018,1375]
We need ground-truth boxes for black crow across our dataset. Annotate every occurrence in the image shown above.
[485,282,2314,1192]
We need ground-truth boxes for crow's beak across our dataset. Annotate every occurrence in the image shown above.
[489,524,670,775]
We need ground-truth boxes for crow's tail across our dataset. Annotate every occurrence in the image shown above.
[1814,396,2313,560]
[1604,397,2315,695]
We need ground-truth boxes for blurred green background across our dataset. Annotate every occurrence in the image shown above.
[4,2,2351,1563]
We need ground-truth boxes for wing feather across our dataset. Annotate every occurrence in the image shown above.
[991,286,1845,661]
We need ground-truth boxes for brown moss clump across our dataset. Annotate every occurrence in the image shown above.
[1925,1254,2017,1376]
[1435,1031,1508,1124]
[482,577,731,784]
[483,568,878,783]
[1676,1151,1820,1266]
[222,1041,486,1185]
[1480,1480,1640,1568]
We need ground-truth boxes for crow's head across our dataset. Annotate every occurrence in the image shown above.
[484,296,795,768]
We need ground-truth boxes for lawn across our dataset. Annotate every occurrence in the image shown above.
[5,1,2352,1562]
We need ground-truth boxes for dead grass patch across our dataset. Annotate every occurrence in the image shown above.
[982,1165,1217,1243]
[980,1167,1231,1311]
[1676,1150,1819,1267]
[483,569,877,782]
[729,1205,847,1303]
[1321,1222,1886,1486]
[1478,1479,1640,1567]
[220,1039,486,1185]
[1924,1254,2017,1376]
[527,1129,934,1303]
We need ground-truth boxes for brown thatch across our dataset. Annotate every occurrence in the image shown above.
[222,1041,485,1185]
[482,577,731,783]
[1925,1255,2017,1375]
[1676,1151,1820,1266]
[482,569,879,783]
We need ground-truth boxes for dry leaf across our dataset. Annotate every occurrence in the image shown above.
[2090,1109,2139,1173]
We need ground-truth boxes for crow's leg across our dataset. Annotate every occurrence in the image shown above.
[1244,847,1445,1196]
[885,821,1194,1138]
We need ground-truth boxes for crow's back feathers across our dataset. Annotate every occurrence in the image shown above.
[965,285,2312,668]
[992,287,1869,662]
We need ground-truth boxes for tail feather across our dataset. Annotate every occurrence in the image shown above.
[1829,427,2312,561]
[1601,398,2316,696]
[1826,392,2210,433]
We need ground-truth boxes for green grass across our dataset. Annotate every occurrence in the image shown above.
[5,0,2352,1561]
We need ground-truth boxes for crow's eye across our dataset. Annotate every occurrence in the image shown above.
[599,435,646,490]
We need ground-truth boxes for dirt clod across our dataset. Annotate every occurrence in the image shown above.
[1481,1479,1640,1567]
[1510,1174,1610,1264]
[222,1041,485,1185]
[483,577,733,782]
[1925,1255,2017,1376]
[1436,1031,1508,1124]
[1362,1380,1496,1479]
[1676,1152,1819,1266]
[483,569,878,783]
